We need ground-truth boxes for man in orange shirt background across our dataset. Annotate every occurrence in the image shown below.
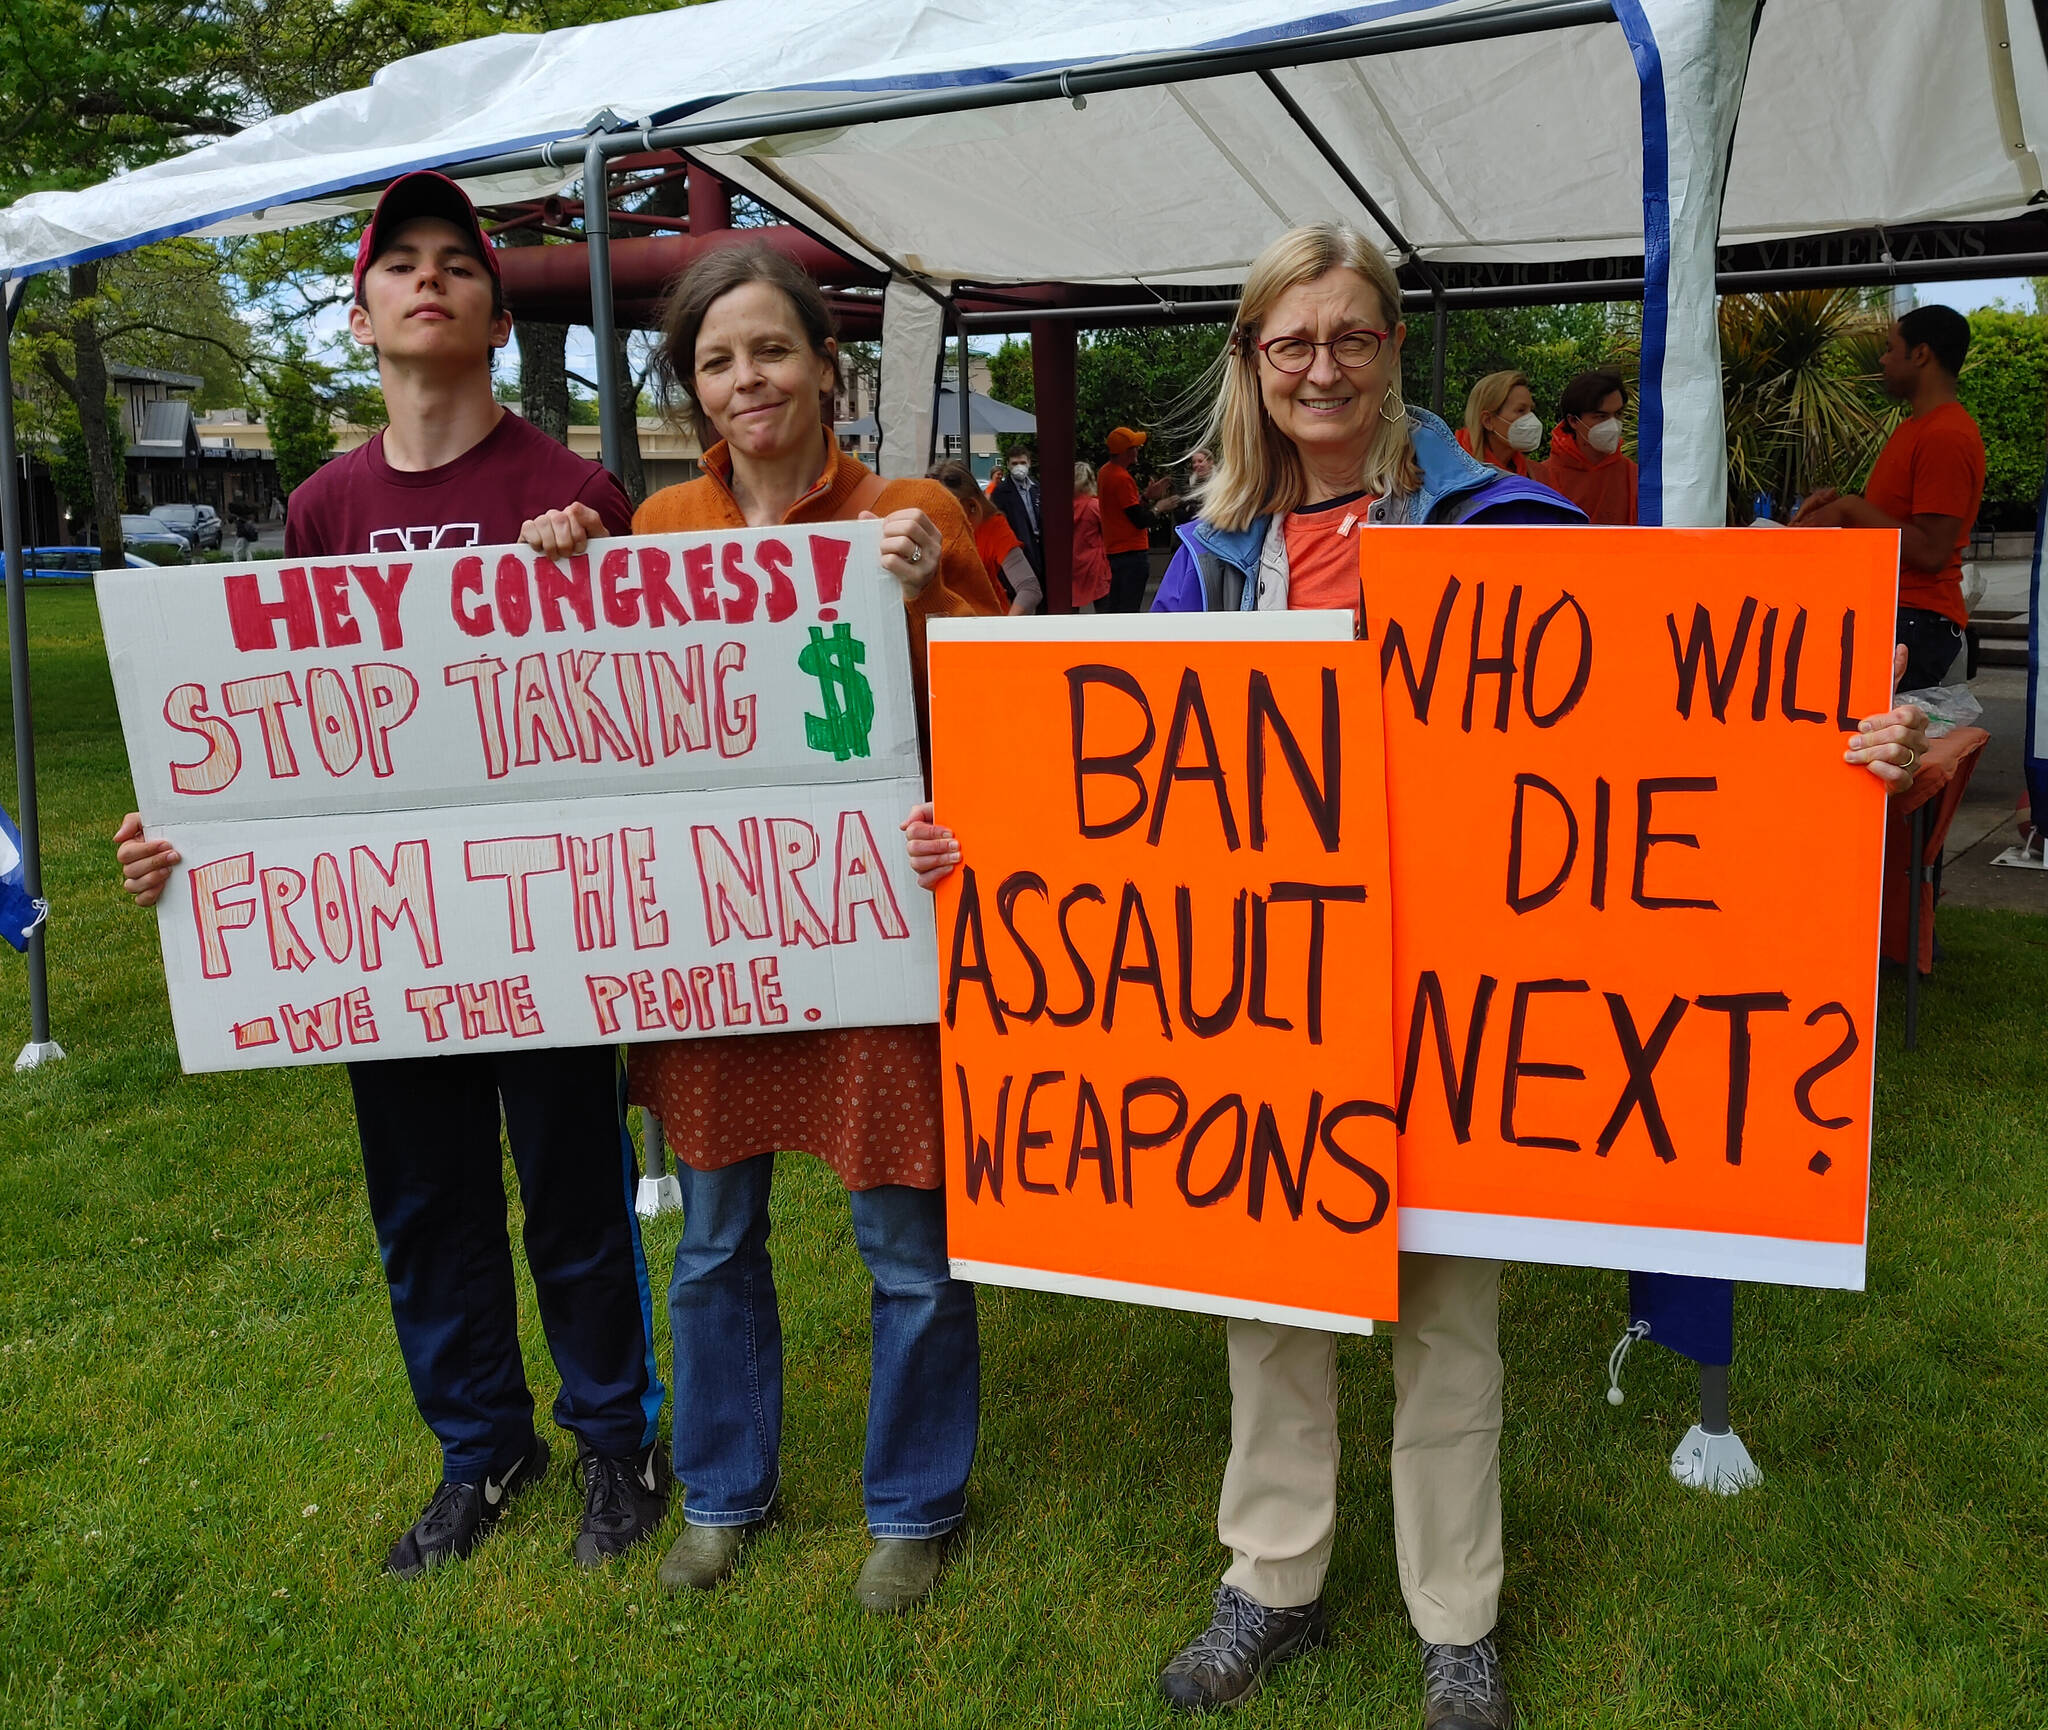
[1098,425,1179,611]
[1791,304,1985,689]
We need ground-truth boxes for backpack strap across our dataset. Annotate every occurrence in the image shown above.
[845,468,889,518]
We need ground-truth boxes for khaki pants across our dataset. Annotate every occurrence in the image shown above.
[1217,1253,1503,1645]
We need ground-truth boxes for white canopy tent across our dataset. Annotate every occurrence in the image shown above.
[5,0,2047,1067]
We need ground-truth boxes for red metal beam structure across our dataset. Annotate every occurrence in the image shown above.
[1031,320,1078,615]
[486,155,1133,610]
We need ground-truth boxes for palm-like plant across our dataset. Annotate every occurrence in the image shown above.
[1720,290,1900,516]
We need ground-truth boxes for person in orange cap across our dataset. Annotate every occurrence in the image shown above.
[1098,425,1178,611]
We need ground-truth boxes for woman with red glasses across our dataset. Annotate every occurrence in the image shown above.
[1120,223,1929,1727]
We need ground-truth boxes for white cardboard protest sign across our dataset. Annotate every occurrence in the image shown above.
[98,524,937,1071]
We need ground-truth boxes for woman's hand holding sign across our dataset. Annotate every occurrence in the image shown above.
[900,802,960,890]
[1847,644,1929,789]
[863,508,943,598]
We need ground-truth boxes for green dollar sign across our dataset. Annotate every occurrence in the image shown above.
[798,623,875,761]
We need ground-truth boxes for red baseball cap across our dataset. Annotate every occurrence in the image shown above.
[352,171,502,304]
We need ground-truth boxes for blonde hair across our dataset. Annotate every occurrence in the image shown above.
[1074,460,1097,496]
[1197,224,1419,531]
[1463,370,1530,458]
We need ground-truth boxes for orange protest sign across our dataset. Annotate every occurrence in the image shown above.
[1361,528,1896,1288]
[927,617,1398,1331]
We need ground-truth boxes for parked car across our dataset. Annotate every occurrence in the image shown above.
[121,515,190,562]
[150,502,222,550]
[0,545,153,579]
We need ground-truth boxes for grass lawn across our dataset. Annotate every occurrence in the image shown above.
[1,582,2044,1728]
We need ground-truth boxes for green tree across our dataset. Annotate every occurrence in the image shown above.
[1958,310,2048,525]
[266,353,335,495]
[1719,290,1895,515]
[984,326,1227,469]
[1404,300,1638,441]
[47,397,121,523]
[13,241,264,558]
[4,0,696,548]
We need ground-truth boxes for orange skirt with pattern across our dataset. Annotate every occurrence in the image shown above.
[627,1026,943,1191]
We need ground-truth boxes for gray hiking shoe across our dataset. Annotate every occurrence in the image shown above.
[1422,1635,1514,1729]
[854,1535,951,1614]
[657,1519,762,1592]
[1159,1583,1328,1712]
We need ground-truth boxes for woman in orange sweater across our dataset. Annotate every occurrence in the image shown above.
[521,245,1004,1615]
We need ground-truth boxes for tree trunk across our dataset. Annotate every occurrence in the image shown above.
[610,328,645,506]
[498,226,571,444]
[68,263,125,564]
[521,319,571,443]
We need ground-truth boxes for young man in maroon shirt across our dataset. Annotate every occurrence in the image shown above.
[114,173,667,1576]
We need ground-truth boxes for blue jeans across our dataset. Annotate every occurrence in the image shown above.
[669,1155,979,1538]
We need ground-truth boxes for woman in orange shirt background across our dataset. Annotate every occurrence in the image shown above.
[929,457,1043,613]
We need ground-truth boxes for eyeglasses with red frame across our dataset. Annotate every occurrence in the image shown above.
[1252,328,1390,373]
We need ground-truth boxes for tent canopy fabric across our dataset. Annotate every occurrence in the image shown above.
[1,0,2042,288]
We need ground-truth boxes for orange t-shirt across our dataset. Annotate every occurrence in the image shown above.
[1098,458,1150,555]
[973,511,1022,595]
[1863,401,1985,627]
[1284,492,1372,627]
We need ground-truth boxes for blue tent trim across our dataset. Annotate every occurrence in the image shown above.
[1628,1271,1733,1367]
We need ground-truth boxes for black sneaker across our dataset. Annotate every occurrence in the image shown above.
[385,1433,550,1578]
[1159,1583,1328,1712]
[572,1440,668,1567]
[1422,1635,1515,1730]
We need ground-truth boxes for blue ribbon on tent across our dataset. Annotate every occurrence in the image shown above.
[2025,459,2046,841]
[1628,1271,1733,1366]
[0,805,47,952]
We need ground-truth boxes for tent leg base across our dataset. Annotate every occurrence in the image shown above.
[1670,1424,1761,1494]
[14,1039,65,1073]
[635,1173,684,1218]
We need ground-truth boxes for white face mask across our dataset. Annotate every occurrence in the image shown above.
[1502,412,1543,453]
[1584,416,1623,455]
[1009,464,1031,481]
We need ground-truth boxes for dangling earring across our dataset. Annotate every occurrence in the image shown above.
[1378,386,1406,426]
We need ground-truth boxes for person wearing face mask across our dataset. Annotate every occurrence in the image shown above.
[987,442,1047,583]
[1535,369,1638,525]
[1456,371,1542,476]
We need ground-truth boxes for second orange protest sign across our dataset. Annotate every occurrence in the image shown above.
[1363,528,1896,1288]
[928,618,1398,1330]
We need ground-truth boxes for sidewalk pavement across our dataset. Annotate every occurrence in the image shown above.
[1933,665,2048,917]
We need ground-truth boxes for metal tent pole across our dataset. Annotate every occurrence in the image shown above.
[583,140,628,484]
[955,312,973,467]
[1,282,61,1071]
[1430,290,1448,415]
